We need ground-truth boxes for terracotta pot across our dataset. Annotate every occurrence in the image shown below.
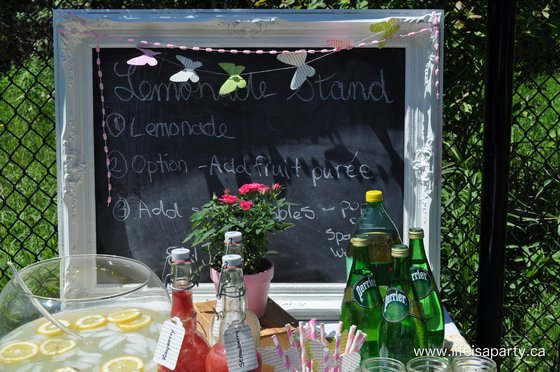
[210,260,274,318]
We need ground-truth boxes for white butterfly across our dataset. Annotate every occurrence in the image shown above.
[169,55,203,83]
[276,51,316,90]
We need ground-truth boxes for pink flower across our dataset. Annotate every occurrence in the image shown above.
[239,200,253,211]
[239,183,265,195]
[258,186,270,195]
[273,183,281,191]
[218,194,238,204]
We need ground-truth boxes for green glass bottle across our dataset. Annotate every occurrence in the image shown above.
[408,227,444,349]
[346,190,402,279]
[379,244,427,364]
[340,236,383,359]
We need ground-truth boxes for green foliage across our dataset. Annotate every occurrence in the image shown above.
[184,183,294,274]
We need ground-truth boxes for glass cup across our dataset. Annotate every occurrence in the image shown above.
[361,357,406,371]
[451,355,497,371]
[0,254,171,369]
[407,356,450,371]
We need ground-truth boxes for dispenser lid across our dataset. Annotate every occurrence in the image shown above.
[171,248,190,261]
[222,254,242,267]
[366,190,383,202]
[224,231,242,243]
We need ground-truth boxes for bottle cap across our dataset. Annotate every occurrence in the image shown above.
[222,254,242,267]
[365,190,383,202]
[350,236,370,247]
[171,247,190,261]
[391,244,409,257]
[408,227,424,239]
[224,231,243,243]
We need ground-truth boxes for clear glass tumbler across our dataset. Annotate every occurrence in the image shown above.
[451,355,497,371]
[360,357,406,371]
[407,356,449,371]
[0,254,171,370]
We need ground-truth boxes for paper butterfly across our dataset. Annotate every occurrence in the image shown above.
[276,51,316,90]
[369,18,400,48]
[169,56,203,83]
[127,48,161,66]
[218,63,247,96]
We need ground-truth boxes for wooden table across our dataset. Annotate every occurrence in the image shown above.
[195,298,298,349]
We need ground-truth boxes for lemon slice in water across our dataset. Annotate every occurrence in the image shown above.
[117,314,152,332]
[0,341,38,363]
[108,308,141,324]
[75,314,107,330]
[102,355,144,372]
[54,368,78,372]
[37,319,71,336]
[39,339,77,356]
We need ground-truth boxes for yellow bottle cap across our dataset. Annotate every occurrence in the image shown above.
[408,227,424,239]
[365,190,383,203]
[391,244,409,257]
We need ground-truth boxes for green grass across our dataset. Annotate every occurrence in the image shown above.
[0,58,58,289]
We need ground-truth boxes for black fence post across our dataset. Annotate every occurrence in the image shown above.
[475,0,517,365]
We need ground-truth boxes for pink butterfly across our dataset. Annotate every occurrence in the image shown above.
[326,39,354,51]
[127,48,161,66]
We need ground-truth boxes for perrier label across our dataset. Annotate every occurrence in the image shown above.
[340,236,383,359]
[410,267,433,299]
[378,244,427,364]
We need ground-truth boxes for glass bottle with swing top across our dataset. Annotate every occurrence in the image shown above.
[208,232,260,347]
[206,254,262,372]
[158,248,210,372]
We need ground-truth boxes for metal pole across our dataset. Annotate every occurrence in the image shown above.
[475,0,517,366]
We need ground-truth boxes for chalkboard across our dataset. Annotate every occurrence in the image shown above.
[92,47,405,283]
[54,10,443,292]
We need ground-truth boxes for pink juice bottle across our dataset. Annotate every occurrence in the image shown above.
[206,254,262,372]
[158,248,210,372]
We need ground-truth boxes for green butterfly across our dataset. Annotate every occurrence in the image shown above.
[369,18,400,48]
[218,63,247,96]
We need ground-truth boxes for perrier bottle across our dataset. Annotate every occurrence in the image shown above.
[340,235,383,359]
[379,244,427,363]
[409,227,444,349]
[346,190,401,279]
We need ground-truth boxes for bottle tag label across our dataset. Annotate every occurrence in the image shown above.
[351,275,381,308]
[212,301,224,339]
[152,317,185,370]
[411,267,433,299]
[224,323,258,371]
[382,288,410,323]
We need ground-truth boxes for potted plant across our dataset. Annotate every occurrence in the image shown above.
[185,182,294,317]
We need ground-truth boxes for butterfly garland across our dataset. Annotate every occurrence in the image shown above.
[127,18,403,92]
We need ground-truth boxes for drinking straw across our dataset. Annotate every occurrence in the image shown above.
[323,347,330,372]
[335,320,343,334]
[285,324,297,349]
[354,332,367,353]
[319,323,327,345]
[344,325,357,354]
[7,261,84,342]
[348,330,363,353]
[309,318,317,340]
[299,321,307,371]
[272,334,292,372]
[333,331,341,372]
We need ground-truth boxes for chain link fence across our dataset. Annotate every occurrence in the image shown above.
[0,1,558,370]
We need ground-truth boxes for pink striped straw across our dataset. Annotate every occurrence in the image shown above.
[348,330,363,353]
[353,332,368,353]
[309,318,317,340]
[335,321,343,334]
[344,325,357,355]
[299,321,307,371]
[319,323,327,346]
[333,332,341,372]
[323,347,329,372]
[272,334,292,372]
[286,324,297,349]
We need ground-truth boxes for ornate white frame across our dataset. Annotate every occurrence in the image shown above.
[53,9,443,318]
